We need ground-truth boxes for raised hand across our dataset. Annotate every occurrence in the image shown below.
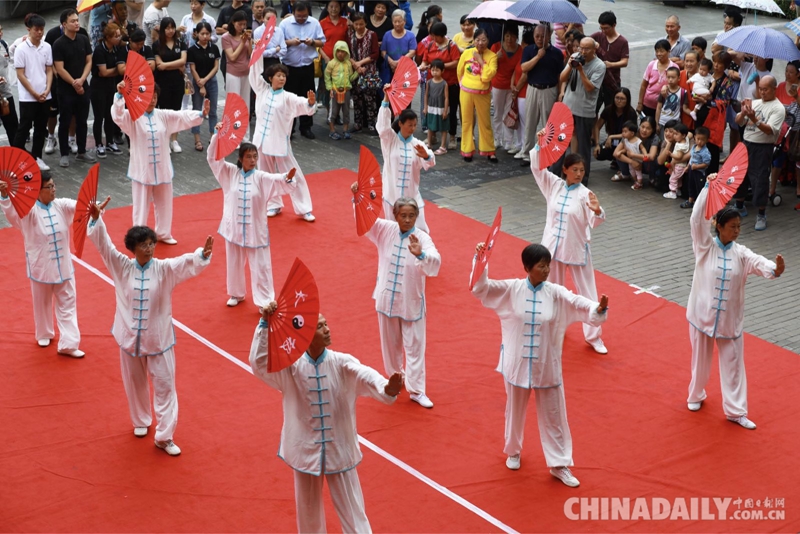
[214,121,223,131]
[202,235,214,258]
[260,300,278,320]
[0,180,8,197]
[350,181,359,193]
[775,254,785,277]
[307,90,316,106]
[408,234,422,257]
[597,294,609,313]
[587,191,601,215]
[384,372,403,396]
[117,80,126,94]
[414,144,429,159]
[475,241,486,255]
[90,196,112,220]
[707,173,718,182]
[286,168,296,182]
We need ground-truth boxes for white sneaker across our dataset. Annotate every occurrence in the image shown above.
[68,137,78,154]
[170,140,182,153]
[302,212,316,222]
[226,296,244,307]
[506,454,521,470]
[96,145,106,159]
[36,158,50,171]
[514,151,526,159]
[134,427,148,437]
[550,466,580,487]
[727,415,756,430]
[107,142,122,154]
[410,393,434,408]
[688,401,702,411]
[44,136,57,154]
[58,349,85,358]
[522,155,530,162]
[507,146,520,154]
[267,208,281,217]
[587,339,608,354]
[37,339,51,347]
[160,237,178,245]
[155,439,182,456]
[663,191,677,199]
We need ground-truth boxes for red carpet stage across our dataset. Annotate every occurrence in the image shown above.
[1,169,798,532]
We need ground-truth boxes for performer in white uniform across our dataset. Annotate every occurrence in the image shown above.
[249,306,403,533]
[686,178,784,429]
[472,242,608,487]
[0,177,84,357]
[377,86,435,233]
[530,144,608,354]
[86,198,213,455]
[112,81,209,244]
[351,193,441,408]
[249,61,317,222]
[207,128,297,307]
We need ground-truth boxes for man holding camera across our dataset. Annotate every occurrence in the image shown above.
[553,37,605,183]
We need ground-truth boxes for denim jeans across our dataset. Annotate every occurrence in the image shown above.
[192,77,218,135]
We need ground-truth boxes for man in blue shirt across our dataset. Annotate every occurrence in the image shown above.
[518,24,563,164]
[280,0,324,139]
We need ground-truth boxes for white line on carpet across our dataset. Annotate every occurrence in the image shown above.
[73,255,519,534]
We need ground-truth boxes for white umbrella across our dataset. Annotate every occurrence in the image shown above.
[710,0,784,16]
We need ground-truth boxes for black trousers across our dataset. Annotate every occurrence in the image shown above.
[285,64,316,133]
[58,87,91,156]
[13,100,49,159]
[686,169,706,201]
[447,83,459,137]
[0,96,19,147]
[91,83,117,146]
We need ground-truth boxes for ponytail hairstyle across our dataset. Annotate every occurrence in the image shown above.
[419,5,441,29]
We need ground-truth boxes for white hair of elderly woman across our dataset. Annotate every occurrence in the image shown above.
[392,9,406,20]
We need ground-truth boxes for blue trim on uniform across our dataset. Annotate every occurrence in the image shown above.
[36,200,68,282]
[144,112,161,185]
[381,101,390,108]
[551,184,573,260]
[522,279,544,388]
[306,348,333,474]
[131,259,152,357]
[710,241,732,338]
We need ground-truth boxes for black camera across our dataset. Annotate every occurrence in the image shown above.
[570,54,585,68]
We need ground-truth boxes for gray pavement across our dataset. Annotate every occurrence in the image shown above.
[2,0,798,352]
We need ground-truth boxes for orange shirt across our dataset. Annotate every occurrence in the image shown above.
[320,16,349,59]
[679,69,697,130]
[490,42,522,90]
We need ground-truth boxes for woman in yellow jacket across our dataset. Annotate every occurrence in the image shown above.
[457,29,498,163]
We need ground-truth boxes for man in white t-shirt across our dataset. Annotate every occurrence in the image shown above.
[12,14,53,172]
[734,75,785,231]
[126,0,146,28]
[143,0,171,47]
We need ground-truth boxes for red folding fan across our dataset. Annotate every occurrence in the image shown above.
[250,16,276,67]
[388,56,419,115]
[72,164,100,258]
[706,143,748,220]
[0,147,41,219]
[121,52,155,122]
[215,93,249,160]
[538,102,574,170]
[353,146,383,236]
[469,207,502,291]
[267,258,321,373]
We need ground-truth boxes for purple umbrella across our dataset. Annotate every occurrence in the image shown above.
[505,0,587,24]
[468,1,539,26]
[716,25,800,61]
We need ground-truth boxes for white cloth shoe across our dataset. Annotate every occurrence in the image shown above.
[727,415,756,429]
[226,296,244,307]
[58,349,85,358]
[514,151,526,159]
[44,136,57,154]
[587,339,608,354]
[302,212,316,222]
[550,466,580,487]
[687,401,702,411]
[155,439,181,456]
[160,237,178,245]
[410,393,433,408]
[663,191,677,199]
[267,208,281,217]
[36,158,50,171]
[507,146,520,154]
[37,339,51,347]
[134,427,148,437]
[506,454,521,470]
[170,140,182,153]
[68,137,78,154]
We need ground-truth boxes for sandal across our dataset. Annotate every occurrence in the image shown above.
[611,172,630,182]
[434,147,447,156]
[631,180,643,190]
[329,132,342,140]
[195,140,204,152]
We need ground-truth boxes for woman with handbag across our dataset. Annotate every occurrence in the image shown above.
[348,13,380,132]
[592,87,638,181]
[489,24,522,153]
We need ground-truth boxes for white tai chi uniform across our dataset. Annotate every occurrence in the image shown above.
[111,93,204,240]
[366,219,440,396]
[250,59,317,216]
[207,133,296,306]
[530,147,605,346]
[376,102,435,233]
[472,267,606,467]
[1,197,80,351]
[686,186,777,418]
[87,216,211,440]
[249,320,397,533]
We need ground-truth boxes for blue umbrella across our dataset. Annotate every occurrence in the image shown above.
[786,17,800,36]
[505,0,587,24]
[716,25,800,61]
